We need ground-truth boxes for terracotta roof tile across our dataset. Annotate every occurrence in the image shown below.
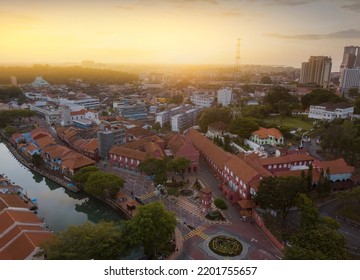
[109,146,147,161]
[252,127,283,139]
[313,158,355,175]
[61,152,96,170]
[225,156,260,184]
[0,194,28,209]
[187,129,231,169]
[0,231,53,260]
[127,127,155,138]
[82,139,98,152]
[35,136,56,149]
[253,153,314,166]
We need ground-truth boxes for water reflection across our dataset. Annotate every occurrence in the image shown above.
[0,143,124,232]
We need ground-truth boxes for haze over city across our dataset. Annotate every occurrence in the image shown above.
[2,0,360,68]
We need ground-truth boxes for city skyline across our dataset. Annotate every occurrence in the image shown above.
[2,0,360,69]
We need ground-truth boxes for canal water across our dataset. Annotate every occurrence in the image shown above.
[0,142,125,232]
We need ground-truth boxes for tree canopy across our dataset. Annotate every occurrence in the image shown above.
[263,86,299,115]
[321,120,360,164]
[123,202,177,258]
[138,158,168,186]
[0,65,137,85]
[84,171,124,198]
[198,107,231,132]
[169,157,191,179]
[39,221,127,260]
[73,166,99,185]
[0,109,35,128]
[214,198,227,210]
[229,116,260,139]
[300,89,346,109]
[254,176,307,227]
[0,86,23,102]
[260,76,273,84]
[284,194,347,260]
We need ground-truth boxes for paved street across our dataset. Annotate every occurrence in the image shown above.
[102,159,283,260]
[319,199,360,256]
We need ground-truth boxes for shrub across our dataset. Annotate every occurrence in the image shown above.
[214,198,227,210]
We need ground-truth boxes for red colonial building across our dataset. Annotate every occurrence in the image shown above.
[168,134,199,173]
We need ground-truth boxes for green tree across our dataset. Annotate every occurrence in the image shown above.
[316,169,331,197]
[260,76,273,84]
[138,158,167,186]
[198,107,231,132]
[4,125,17,136]
[214,198,227,210]
[301,89,346,109]
[354,96,360,114]
[73,166,99,185]
[31,153,43,167]
[169,94,183,104]
[254,176,307,227]
[263,86,299,114]
[39,222,127,260]
[152,122,161,132]
[169,157,191,179]
[84,171,124,198]
[296,194,320,229]
[348,88,359,98]
[123,202,177,258]
[229,116,260,139]
[284,194,347,260]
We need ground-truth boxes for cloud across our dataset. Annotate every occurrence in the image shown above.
[214,10,241,17]
[341,1,360,12]
[114,5,134,10]
[265,29,360,40]
[167,0,219,3]
[0,10,39,23]
[270,0,316,5]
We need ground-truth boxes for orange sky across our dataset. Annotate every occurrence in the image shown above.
[1,0,360,69]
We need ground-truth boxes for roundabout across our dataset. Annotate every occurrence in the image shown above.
[209,235,243,257]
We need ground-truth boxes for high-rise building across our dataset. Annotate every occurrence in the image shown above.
[299,56,332,88]
[217,88,233,106]
[340,46,360,69]
[339,46,360,93]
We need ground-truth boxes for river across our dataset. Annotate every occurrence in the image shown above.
[0,142,125,232]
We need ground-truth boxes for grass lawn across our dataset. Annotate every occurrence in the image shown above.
[265,116,314,131]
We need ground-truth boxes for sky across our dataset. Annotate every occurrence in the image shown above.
[1,0,360,69]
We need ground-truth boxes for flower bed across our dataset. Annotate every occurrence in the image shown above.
[209,235,242,257]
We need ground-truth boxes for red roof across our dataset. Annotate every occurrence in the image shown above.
[82,138,98,152]
[0,231,53,260]
[109,146,147,161]
[61,152,96,170]
[70,109,87,116]
[225,156,260,184]
[313,158,355,175]
[252,127,283,139]
[186,129,231,170]
[253,153,314,166]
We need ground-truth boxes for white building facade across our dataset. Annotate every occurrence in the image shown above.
[308,104,354,121]
[217,88,233,106]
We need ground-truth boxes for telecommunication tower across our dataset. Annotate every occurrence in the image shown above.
[231,38,242,120]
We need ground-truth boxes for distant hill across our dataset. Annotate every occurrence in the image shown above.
[0,65,137,85]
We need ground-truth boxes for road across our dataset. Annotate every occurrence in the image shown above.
[319,199,360,256]
[302,136,325,161]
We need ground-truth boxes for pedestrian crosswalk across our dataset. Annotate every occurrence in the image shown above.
[140,192,156,200]
[183,225,209,241]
